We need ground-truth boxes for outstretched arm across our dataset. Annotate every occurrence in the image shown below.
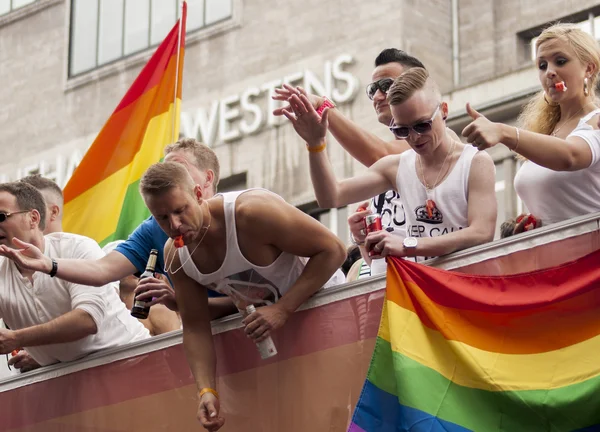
[462,103,599,171]
[282,93,395,208]
[273,85,410,166]
[0,239,137,287]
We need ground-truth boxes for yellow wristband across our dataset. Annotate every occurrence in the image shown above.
[198,387,219,400]
[307,142,326,153]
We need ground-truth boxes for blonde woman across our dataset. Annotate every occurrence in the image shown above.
[462,23,600,228]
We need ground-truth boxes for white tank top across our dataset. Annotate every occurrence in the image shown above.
[515,109,600,225]
[178,190,344,309]
[397,145,478,262]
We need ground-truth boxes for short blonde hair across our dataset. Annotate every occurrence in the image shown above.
[139,162,195,198]
[520,23,600,135]
[387,67,430,106]
[164,138,220,190]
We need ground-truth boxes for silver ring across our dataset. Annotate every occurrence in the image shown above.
[360,228,366,236]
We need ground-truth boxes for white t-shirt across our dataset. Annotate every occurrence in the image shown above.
[0,232,150,366]
[514,109,600,225]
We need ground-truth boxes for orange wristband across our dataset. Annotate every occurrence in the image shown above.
[198,387,219,400]
[306,142,326,153]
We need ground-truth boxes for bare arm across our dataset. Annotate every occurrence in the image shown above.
[239,192,347,316]
[166,240,224,429]
[283,94,396,208]
[409,151,497,256]
[14,309,97,347]
[499,124,596,171]
[328,109,411,165]
[462,103,598,171]
[0,241,137,287]
[147,304,181,335]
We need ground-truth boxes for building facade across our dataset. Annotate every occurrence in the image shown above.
[1,0,600,241]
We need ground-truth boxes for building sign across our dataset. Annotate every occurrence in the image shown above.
[180,54,359,146]
[5,54,360,187]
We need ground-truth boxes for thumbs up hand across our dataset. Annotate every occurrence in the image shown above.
[461,103,503,150]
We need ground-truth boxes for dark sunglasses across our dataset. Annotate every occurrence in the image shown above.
[388,105,442,139]
[0,210,30,223]
[366,78,394,100]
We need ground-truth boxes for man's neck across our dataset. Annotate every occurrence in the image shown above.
[421,133,455,166]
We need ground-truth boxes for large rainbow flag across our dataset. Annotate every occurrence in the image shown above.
[349,253,600,431]
[63,2,187,246]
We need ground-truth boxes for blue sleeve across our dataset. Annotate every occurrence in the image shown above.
[115,217,168,275]
[115,217,224,298]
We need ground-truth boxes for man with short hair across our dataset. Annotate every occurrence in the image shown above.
[283,67,497,262]
[275,49,460,274]
[138,162,347,430]
[0,182,150,366]
[2,139,235,319]
[20,174,64,234]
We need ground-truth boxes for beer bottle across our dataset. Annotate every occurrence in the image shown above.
[131,249,159,319]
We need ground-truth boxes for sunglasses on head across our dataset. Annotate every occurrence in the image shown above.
[366,78,395,100]
[388,104,442,140]
[0,210,30,223]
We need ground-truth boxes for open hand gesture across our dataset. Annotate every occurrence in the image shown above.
[281,91,330,147]
[0,238,52,273]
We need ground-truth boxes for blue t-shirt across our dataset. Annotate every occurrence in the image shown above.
[115,216,222,297]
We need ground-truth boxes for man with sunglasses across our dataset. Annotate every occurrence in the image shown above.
[0,182,150,366]
[275,49,461,274]
[282,67,497,262]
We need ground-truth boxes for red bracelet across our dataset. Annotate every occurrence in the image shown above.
[316,97,336,117]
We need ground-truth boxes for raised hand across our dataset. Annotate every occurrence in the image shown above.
[461,103,503,150]
[0,238,52,273]
[272,84,323,117]
[281,93,330,147]
[347,202,371,245]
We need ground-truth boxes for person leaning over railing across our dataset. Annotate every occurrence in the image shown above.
[462,23,600,235]
[0,182,150,369]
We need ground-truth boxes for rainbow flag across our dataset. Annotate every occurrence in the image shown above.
[63,2,187,246]
[349,253,600,431]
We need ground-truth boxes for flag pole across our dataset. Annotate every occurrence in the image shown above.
[171,0,185,144]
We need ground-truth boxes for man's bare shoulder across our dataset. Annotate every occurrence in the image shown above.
[235,190,286,215]
[384,139,411,156]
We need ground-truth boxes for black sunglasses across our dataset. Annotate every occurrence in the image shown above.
[366,78,394,100]
[388,105,442,139]
[0,210,30,223]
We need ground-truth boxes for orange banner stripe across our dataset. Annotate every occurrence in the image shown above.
[386,262,600,354]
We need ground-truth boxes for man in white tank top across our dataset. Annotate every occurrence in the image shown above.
[282,67,497,263]
[138,162,347,431]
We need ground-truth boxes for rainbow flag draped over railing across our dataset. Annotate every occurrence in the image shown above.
[63,2,187,246]
[349,252,600,431]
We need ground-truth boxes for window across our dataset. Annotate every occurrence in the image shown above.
[69,0,233,77]
[0,0,37,16]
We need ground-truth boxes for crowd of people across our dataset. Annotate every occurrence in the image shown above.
[0,22,599,431]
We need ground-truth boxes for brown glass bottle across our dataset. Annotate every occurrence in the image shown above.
[131,249,159,319]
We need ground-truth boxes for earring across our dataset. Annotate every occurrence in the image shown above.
[584,77,590,97]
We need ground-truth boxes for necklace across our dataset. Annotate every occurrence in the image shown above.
[165,201,212,275]
[551,104,596,137]
[417,139,456,191]
[417,139,456,219]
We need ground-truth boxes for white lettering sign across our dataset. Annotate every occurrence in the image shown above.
[180,54,359,146]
